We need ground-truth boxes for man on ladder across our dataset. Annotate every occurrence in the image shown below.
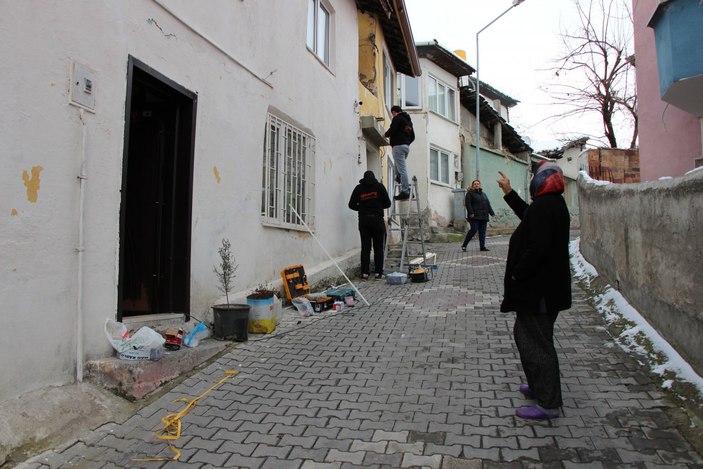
[385,105,415,200]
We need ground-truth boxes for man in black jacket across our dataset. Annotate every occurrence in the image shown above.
[497,162,571,420]
[384,105,414,200]
[348,170,392,280]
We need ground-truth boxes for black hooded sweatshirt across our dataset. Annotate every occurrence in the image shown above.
[348,171,391,218]
[384,111,414,146]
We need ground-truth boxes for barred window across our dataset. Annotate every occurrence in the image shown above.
[261,114,315,229]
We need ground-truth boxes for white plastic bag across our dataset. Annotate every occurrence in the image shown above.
[183,322,210,348]
[291,297,315,317]
[104,318,165,354]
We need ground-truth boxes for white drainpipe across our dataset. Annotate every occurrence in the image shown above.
[76,109,88,382]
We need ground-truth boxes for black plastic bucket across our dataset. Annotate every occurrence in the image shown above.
[212,304,250,341]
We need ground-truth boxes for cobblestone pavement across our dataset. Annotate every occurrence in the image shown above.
[19,238,703,468]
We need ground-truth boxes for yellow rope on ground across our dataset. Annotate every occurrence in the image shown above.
[132,370,239,462]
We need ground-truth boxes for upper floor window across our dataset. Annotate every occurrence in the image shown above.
[383,54,394,111]
[428,76,457,122]
[399,73,420,109]
[430,147,452,185]
[307,0,332,66]
[261,113,315,229]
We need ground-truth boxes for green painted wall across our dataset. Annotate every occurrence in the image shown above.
[462,144,530,228]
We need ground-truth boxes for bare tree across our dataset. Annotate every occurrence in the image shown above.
[548,0,637,149]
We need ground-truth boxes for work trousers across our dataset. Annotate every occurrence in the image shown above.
[358,214,386,275]
[514,310,563,409]
[393,144,410,194]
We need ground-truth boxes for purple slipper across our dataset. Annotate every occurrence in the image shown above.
[516,405,559,420]
[519,384,537,399]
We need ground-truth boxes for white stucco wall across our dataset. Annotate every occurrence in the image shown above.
[0,0,361,402]
[409,59,463,226]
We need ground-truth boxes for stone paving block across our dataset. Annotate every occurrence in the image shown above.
[300,461,342,469]
[360,420,396,431]
[447,414,482,426]
[244,433,281,446]
[657,449,703,466]
[385,441,424,455]
[316,408,351,420]
[286,407,319,417]
[445,434,481,447]
[217,440,258,457]
[188,448,230,466]
[271,423,306,436]
[259,457,303,469]
[223,454,265,469]
[424,443,463,458]
[517,436,558,450]
[482,435,518,449]
[262,414,298,425]
[363,451,404,466]
[325,449,365,465]
[372,430,408,442]
[501,447,541,462]
[562,462,605,469]
[401,453,442,469]
[252,444,292,459]
[616,448,663,464]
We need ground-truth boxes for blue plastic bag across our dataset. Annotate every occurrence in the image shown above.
[183,322,209,347]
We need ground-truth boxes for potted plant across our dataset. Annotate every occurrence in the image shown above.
[246,284,280,334]
[212,238,249,341]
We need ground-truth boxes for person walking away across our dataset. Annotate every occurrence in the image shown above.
[496,162,571,420]
[348,170,392,280]
[384,105,414,200]
[461,179,494,252]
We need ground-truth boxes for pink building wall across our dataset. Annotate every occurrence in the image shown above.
[633,0,702,181]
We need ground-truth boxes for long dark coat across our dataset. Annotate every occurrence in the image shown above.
[500,190,571,313]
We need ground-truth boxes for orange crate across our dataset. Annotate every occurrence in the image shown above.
[280,265,310,301]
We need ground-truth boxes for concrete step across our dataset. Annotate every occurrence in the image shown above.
[86,338,231,400]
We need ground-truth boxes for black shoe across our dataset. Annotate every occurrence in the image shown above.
[394,191,410,200]
[461,246,466,252]
[480,247,490,251]
[374,273,386,280]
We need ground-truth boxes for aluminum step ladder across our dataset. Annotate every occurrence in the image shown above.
[384,176,433,279]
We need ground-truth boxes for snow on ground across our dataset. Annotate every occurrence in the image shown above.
[570,238,703,397]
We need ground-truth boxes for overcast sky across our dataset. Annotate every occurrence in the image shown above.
[404,0,609,151]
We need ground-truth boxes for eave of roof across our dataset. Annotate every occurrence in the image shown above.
[459,86,532,154]
[466,76,519,108]
[538,137,589,159]
[416,40,475,77]
[355,0,421,76]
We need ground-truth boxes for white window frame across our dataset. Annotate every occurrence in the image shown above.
[261,113,315,230]
[430,146,453,185]
[306,0,333,67]
[383,53,394,111]
[427,75,457,122]
[399,73,420,109]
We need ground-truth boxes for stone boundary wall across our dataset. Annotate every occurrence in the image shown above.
[578,170,703,376]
